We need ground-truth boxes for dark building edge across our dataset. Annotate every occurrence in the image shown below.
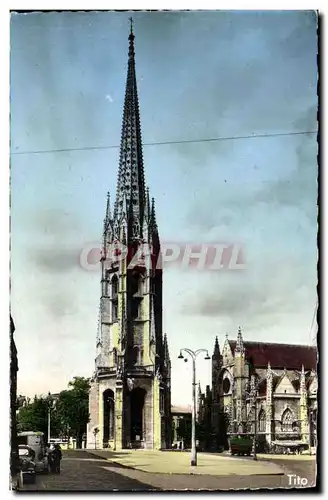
[10,314,19,488]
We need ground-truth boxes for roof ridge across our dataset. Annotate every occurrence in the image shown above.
[229,339,316,348]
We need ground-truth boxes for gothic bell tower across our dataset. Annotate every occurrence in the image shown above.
[87,23,171,450]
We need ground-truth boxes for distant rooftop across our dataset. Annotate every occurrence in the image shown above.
[171,405,192,414]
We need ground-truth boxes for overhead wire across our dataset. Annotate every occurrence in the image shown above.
[10,130,317,156]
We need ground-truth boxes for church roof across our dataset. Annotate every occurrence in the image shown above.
[229,340,317,370]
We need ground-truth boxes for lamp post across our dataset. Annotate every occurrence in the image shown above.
[47,392,56,444]
[178,348,210,467]
[245,375,258,461]
[93,427,99,450]
[107,396,116,451]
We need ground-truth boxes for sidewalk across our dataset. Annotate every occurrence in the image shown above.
[257,453,316,461]
[87,449,284,476]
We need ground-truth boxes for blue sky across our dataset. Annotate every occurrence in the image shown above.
[10,10,318,405]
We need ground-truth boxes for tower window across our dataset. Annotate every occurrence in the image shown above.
[131,273,143,296]
[132,346,142,365]
[131,300,139,320]
[111,275,118,299]
[160,389,165,414]
[112,302,118,322]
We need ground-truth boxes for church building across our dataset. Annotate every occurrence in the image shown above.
[87,24,171,450]
[198,328,317,451]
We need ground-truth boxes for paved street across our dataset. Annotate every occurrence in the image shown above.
[21,451,160,491]
[19,450,317,491]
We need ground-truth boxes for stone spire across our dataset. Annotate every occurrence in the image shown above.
[103,191,112,248]
[105,191,112,225]
[300,364,306,393]
[163,333,170,366]
[300,364,309,444]
[265,361,273,446]
[114,24,146,231]
[150,197,159,233]
[235,326,245,355]
[150,196,160,249]
[213,336,220,357]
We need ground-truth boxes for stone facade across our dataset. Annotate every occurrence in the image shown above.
[87,26,171,450]
[199,328,317,451]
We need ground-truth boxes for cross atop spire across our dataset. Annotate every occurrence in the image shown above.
[129,17,134,36]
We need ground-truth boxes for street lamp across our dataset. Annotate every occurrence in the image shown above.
[178,348,211,467]
[93,427,99,450]
[245,376,258,461]
[47,393,56,444]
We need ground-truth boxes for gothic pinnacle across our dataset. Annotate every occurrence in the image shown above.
[163,333,170,362]
[145,186,150,219]
[300,364,306,392]
[106,191,111,219]
[213,336,220,355]
[151,197,158,228]
[235,326,245,353]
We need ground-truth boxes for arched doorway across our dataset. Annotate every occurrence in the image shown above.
[103,389,115,447]
[130,388,146,445]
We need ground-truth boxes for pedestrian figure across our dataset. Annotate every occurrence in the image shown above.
[53,444,62,473]
[47,444,56,473]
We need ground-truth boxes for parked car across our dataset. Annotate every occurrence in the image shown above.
[230,436,253,456]
[17,431,49,473]
[18,445,36,484]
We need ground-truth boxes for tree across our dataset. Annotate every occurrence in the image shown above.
[177,418,192,448]
[17,377,91,448]
[56,377,91,448]
[17,395,62,437]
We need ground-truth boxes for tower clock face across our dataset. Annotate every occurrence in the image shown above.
[223,378,231,394]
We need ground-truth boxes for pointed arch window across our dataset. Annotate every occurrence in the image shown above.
[132,221,139,238]
[160,388,165,415]
[258,409,266,432]
[111,275,119,300]
[131,272,143,297]
[112,302,118,322]
[132,345,142,365]
[281,409,293,432]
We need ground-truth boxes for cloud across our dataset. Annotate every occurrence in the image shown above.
[183,104,318,236]
[180,252,317,333]
[14,208,85,320]
[27,246,80,273]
